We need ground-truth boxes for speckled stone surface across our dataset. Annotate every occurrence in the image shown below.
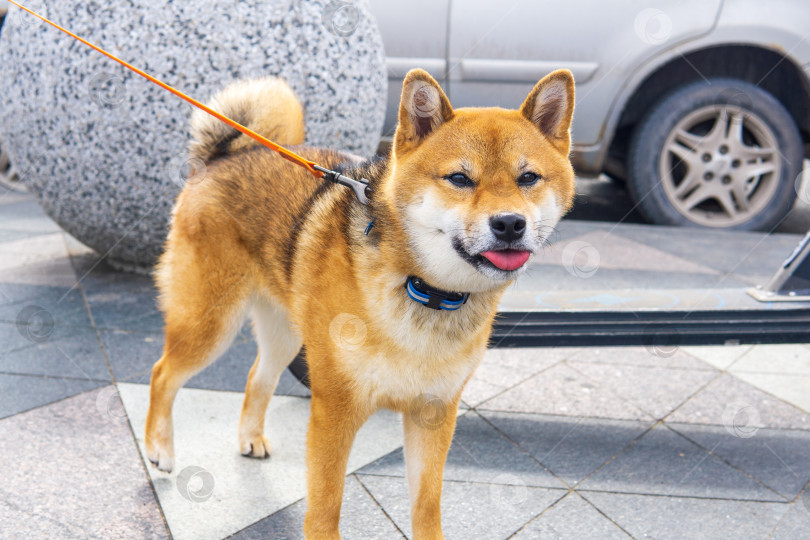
[0,386,168,538]
[0,0,386,268]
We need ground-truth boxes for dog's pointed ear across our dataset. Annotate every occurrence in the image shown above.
[395,69,454,154]
[520,69,575,152]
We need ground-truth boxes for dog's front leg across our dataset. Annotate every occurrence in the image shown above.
[404,393,460,540]
[304,391,369,540]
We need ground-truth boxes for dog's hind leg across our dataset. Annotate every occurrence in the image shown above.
[145,237,252,473]
[238,298,302,458]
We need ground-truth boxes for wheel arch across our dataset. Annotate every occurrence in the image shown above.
[602,44,810,181]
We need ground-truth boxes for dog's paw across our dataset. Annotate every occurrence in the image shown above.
[240,434,272,459]
[145,442,175,473]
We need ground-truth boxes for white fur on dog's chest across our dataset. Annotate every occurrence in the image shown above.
[339,304,484,405]
[336,276,494,406]
[340,344,481,406]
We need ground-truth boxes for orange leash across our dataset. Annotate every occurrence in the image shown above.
[6,0,326,178]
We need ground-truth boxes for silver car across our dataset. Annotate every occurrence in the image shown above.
[370,0,810,231]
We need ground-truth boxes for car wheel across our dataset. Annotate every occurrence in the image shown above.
[627,78,802,231]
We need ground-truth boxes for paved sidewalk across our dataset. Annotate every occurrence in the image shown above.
[1,186,809,539]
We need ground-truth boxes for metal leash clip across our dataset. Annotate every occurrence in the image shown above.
[314,165,371,205]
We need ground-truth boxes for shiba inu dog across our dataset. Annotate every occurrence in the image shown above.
[146,68,575,539]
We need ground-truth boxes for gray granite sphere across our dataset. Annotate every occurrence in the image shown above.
[0,0,386,270]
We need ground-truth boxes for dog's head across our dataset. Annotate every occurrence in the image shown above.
[387,69,576,293]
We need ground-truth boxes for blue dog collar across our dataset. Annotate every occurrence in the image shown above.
[406,276,470,311]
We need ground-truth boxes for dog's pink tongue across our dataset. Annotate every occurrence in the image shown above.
[481,250,531,271]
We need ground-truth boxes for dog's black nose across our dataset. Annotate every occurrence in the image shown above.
[490,213,526,242]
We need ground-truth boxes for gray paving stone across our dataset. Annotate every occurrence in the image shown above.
[669,422,810,500]
[0,318,97,356]
[0,326,110,381]
[480,363,651,421]
[462,347,579,407]
[358,474,565,540]
[582,491,789,540]
[0,373,103,419]
[667,374,810,431]
[0,386,167,538]
[728,344,810,376]
[99,328,165,384]
[731,371,810,415]
[0,199,62,233]
[770,488,810,540]
[567,345,715,370]
[86,290,164,333]
[0,282,67,305]
[0,228,56,243]
[543,230,720,276]
[76,259,164,332]
[480,411,652,486]
[0,285,87,325]
[680,344,754,370]
[579,424,779,501]
[609,223,798,284]
[230,476,403,540]
[528,265,747,291]
[568,362,718,420]
[119,384,400,540]
[358,412,564,489]
[0,255,80,288]
[512,492,631,539]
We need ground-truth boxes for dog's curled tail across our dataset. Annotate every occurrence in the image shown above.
[188,77,306,164]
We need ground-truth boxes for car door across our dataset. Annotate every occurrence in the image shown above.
[368,0,450,138]
[448,0,722,149]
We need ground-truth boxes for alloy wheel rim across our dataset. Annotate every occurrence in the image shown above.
[658,104,781,227]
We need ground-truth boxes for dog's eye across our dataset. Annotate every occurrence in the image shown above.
[518,172,541,186]
[446,173,474,187]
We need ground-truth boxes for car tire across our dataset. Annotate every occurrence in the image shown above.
[627,78,802,231]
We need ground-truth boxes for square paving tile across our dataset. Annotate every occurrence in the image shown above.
[680,344,754,370]
[512,491,631,539]
[480,363,651,420]
[0,286,88,327]
[583,491,788,540]
[567,345,715,370]
[357,474,565,540]
[771,488,810,540]
[567,362,718,420]
[1,327,110,381]
[0,386,167,538]
[229,476,404,540]
[541,230,720,275]
[0,373,104,419]
[0,317,97,356]
[358,411,564,489]
[727,344,810,375]
[731,372,810,414]
[0,232,72,273]
[462,346,580,408]
[668,422,810,500]
[480,411,652,486]
[0,199,62,233]
[0,282,73,306]
[579,423,779,501]
[667,374,810,431]
[0,256,80,288]
[100,328,165,384]
[118,383,402,540]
